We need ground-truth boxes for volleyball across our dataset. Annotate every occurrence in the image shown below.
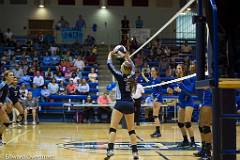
[113,45,127,54]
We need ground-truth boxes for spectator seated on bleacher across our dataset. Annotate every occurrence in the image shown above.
[62,50,73,62]
[43,53,52,66]
[73,56,85,70]
[45,68,54,80]
[66,79,77,95]
[59,59,75,73]
[70,73,80,84]
[97,92,112,105]
[33,71,44,88]
[58,80,66,95]
[77,78,89,95]
[64,68,72,79]
[41,85,50,101]
[55,72,65,82]
[181,40,192,54]
[141,62,150,77]
[88,67,98,82]
[48,78,59,95]
[76,68,83,79]
[97,92,112,122]
[51,54,60,65]
[19,83,28,101]
[19,72,32,85]
[85,52,97,66]
[22,91,39,125]
[134,53,143,67]
[12,64,24,78]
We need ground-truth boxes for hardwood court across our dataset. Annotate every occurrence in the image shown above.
[0,123,239,160]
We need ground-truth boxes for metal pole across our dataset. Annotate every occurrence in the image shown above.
[195,0,206,81]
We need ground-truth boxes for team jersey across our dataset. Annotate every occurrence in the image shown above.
[202,89,212,107]
[145,77,166,97]
[0,81,9,103]
[8,85,20,104]
[172,78,195,106]
[107,58,135,101]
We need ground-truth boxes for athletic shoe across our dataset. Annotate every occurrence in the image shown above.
[190,142,197,148]
[199,155,212,160]
[32,121,36,125]
[177,140,189,148]
[150,132,161,138]
[194,149,204,157]
[24,121,28,125]
[132,152,139,159]
[104,149,114,160]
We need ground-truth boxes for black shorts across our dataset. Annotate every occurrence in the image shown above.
[9,96,18,105]
[114,100,134,114]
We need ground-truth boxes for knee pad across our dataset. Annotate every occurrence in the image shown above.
[178,122,184,128]
[128,130,136,136]
[184,122,192,128]
[109,128,116,133]
[3,122,11,128]
[202,126,211,134]
[153,116,158,119]
[199,126,203,133]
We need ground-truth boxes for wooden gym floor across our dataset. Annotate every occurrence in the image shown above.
[0,123,239,160]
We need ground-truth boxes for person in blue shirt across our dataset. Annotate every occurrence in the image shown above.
[194,88,212,159]
[173,64,196,147]
[135,16,144,28]
[105,51,139,160]
[141,67,170,138]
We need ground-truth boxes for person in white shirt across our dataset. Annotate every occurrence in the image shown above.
[88,67,98,82]
[132,83,144,125]
[19,83,28,101]
[12,64,24,78]
[48,79,59,94]
[74,56,85,70]
[33,71,44,88]
[77,79,89,95]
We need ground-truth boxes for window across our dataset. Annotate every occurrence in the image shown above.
[176,12,196,39]
[10,0,27,4]
[107,0,124,6]
[58,0,75,5]
[132,0,148,7]
[83,0,100,6]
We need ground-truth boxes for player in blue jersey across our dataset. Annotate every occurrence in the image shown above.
[141,67,171,138]
[194,89,212,159]
[105,51,139,160]
[0,71,14,145]
[173,64,196,147]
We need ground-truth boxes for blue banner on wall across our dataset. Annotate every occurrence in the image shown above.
[61,29,83,43]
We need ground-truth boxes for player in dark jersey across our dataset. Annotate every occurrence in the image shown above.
[194,89,212,159]
[0,71,14,145]
[8,76,24,124]
[141,67,170,137]
[172,64,196,147]
[105,51,139,160]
